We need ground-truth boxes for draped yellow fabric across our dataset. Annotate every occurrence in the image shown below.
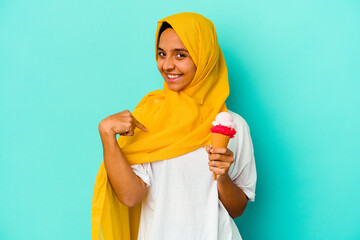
[91,12,230,239]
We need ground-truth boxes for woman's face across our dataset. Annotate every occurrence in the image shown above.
[157,28,197,91]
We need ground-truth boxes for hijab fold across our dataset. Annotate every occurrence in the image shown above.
[91,12,230,239]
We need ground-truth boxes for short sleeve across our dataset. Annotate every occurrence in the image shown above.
[131,162,152,187]
[227,111,257,202]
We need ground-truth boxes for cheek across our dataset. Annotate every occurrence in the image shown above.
[191,66,197,78]
[157,60,163,73]
[185,59,196,73]
[186,64,197,79]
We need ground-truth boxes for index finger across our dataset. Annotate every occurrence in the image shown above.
[210,147,231,155]
[133,117,148,131]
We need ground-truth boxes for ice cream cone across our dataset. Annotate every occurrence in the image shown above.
[211,133,230,148]
[210,112,237,180]
[211,133,230,180]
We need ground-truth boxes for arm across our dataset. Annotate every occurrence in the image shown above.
[99,110,148,207]
[217,173,248,218]
[206,147,248,218]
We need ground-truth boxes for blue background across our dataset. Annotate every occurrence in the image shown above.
[1,0,359,239]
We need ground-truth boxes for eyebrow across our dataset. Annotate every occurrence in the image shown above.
[158,47,189,52]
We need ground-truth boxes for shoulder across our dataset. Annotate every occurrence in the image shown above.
[226,110,256,186]
[227,110,251,133]
[227,110,253,154]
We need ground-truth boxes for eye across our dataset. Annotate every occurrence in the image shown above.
[158,52,165,57]
[176,53,186,58]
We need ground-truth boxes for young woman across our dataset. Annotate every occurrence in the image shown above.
[92,12,256,240]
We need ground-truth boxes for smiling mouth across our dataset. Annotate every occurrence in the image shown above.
[166,74,183,83]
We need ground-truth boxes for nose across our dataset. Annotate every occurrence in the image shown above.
[163,57,175,71]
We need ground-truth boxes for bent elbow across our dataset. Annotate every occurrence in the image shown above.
[230,208,245,219]
[230,211,242,219]
[115,194,142,208]
[123,199,141,208]
[230,201,248,219]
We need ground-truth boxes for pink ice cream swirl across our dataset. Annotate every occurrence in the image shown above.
[211,125,236,138]
[210,112,237,138]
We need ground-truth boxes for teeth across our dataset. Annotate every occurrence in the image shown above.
[167,74,181,79]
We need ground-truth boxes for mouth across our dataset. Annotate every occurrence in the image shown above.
[166,74,183,83]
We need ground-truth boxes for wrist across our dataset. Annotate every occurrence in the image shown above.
[98,120,116,137]
[216,173,231,183]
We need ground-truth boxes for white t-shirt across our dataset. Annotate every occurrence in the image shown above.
[131,111,256,240]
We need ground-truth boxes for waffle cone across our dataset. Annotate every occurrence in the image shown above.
[211,133,230,180]
[211,132,230,148]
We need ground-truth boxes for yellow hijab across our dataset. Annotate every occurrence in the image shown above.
[91,12,230,240]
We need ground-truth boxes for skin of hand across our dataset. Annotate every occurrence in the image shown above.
[206,146,248,218]
[99,109,148,136]
[98,110,148,207]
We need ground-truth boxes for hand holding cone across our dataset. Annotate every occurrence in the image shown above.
[210,112,236,180]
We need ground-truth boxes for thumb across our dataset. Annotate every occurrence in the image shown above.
[205,146,212,154]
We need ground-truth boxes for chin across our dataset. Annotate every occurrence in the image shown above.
[167,85,182,91]
[165,82,184,92]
